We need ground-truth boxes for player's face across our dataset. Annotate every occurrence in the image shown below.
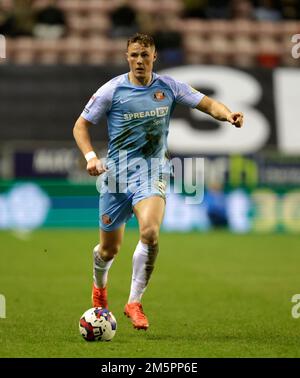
[126,43,157,84]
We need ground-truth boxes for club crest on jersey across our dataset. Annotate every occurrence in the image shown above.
[153,91,165,101]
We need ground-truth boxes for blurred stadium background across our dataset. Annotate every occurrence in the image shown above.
[0,0,300,233]
[1,0,300,358]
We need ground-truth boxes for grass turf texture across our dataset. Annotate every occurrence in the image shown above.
[0,229,299,358]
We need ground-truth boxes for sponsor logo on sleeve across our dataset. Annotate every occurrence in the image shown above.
[84,95,96,113]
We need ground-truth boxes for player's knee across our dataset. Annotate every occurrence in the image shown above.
[99,244,120,261]
[140,225,159,245]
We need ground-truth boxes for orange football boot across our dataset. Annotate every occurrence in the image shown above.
[92,284,108,308]
[124,302,149,330]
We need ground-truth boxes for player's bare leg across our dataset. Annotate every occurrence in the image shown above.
[124,196,165,330]
[92,225,125,308]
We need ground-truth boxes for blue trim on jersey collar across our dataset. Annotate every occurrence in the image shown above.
[126,72,158,88]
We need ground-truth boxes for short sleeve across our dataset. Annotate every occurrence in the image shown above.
[160,75,205,108]
[81,81,115,125]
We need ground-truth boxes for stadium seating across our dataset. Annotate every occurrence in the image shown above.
[1,0,299,67]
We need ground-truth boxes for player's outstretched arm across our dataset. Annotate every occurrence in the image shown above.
[196,95,244,128]
[73,116,108,176]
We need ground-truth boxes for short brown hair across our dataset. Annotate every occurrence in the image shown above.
[127,33,156,49]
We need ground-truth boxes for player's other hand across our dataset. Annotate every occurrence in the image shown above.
[87,158,108,176]
[227,112,244,128]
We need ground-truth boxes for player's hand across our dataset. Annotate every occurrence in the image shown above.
[86,157,108,176]
[227,112,244,128]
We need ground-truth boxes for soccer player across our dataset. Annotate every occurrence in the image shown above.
[73,33,243,330]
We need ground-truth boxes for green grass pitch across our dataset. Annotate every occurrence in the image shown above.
[0,229,299,358]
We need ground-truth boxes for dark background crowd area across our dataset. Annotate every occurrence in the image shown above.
[0,0,299,67]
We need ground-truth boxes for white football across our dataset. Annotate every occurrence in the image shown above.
[79,307,117,341]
